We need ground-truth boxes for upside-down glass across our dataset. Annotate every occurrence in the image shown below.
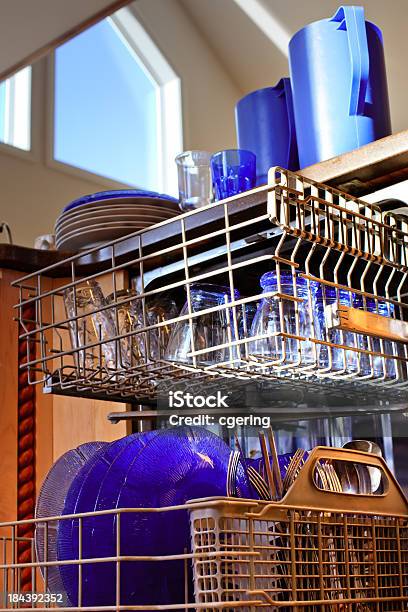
[211,149,256,201]
[315,287,361,374]
[106,289,145,369]
[63,280,116,372]
[249,271,320,367]
[175,150,213,211]
[364,298,396,379]
[164,284,240,366]
[315,288,396,378]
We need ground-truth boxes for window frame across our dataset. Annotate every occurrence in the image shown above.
[46,7,183,194]
[0,63,39,163]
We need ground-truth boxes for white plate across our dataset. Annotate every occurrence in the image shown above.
[56,222,153,251]
[55,204,179,230]
[56,220,153,244]
[56,211,172,237]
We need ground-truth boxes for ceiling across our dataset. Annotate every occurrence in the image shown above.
[0,0,130,80]
[179,0,408,133]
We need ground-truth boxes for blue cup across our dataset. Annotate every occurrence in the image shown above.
[289,5,391,168]
[235,78,299,185]
[211,149,256,201]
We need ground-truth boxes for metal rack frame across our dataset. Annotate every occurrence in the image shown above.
[12,168,408,408]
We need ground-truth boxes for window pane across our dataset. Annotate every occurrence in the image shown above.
[0,66,31,151]
[54,19,159,189]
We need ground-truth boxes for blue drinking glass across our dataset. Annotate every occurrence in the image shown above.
[211,149,256,201]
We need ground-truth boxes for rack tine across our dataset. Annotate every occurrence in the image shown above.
[267,426,283,498]
[259,431,277,500]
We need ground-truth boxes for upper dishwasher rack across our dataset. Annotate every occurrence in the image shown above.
[13,168,408,407]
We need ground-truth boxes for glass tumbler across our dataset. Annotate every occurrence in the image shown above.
[164,283,240,366]
[249,271,320,367]
[63,280,116,372]
[211,149,256,201]
[315,287,362,374]
[363,298,396,379]
[106,289,145,369]
[175,150,213,211]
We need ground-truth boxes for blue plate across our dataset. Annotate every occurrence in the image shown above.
[63,190,178,213]
[58,427,251,607]
[58,431,159,605]
[35,441,108,605]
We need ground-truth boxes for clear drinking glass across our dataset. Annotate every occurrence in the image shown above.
[63,280,117,373]
[106,289,145,369]
[164,283,240,366]
[249,271,319,367]
[211,149,256,201]
[175,150,213,211]
[363,298,396,379]
[145,295,179,360]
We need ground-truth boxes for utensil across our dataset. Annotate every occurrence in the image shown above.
[282,448,306,493]
[211,149,256,201]
[343,440,383,493]
[259,431,276,500]
[267,427,283,498]
[175,150,213,211]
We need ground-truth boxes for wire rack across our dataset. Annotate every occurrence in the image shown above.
[0,448,407,611]
[12,168,408,404]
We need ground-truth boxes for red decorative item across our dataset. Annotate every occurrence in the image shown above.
[17,303,36,593]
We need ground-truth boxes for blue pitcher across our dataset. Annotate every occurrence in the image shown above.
[289,5,391,168]
[235,78,299,185]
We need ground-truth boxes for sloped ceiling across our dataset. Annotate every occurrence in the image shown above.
[0,0,130,80]
[179,0,408,133]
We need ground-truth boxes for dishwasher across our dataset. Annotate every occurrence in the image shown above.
[4,167,408,610]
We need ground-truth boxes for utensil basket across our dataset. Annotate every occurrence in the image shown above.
[189,447,408,610]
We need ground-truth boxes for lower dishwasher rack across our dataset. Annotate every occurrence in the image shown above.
[12,167,408,408]
[1,447,407,611]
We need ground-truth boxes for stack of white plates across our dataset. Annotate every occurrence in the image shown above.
[55,190,180,250]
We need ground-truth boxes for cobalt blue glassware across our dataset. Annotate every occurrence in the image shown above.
[63,189,178,212]
[35,442,108,605]
[57,427,251,608]
[249,271,320,366]
[289,5,391,168]
[211,149,256,201]
[236,79,299,185]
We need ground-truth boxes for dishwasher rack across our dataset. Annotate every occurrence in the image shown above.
[0,447,407,611]
[13,168,408,405]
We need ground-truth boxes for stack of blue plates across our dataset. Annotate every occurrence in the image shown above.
[55,189,180,250]
[42,427,251,608]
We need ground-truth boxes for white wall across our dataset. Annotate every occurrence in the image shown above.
[132,0,241,152]
[0,0,241,248]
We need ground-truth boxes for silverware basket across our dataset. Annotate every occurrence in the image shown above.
[189,447,408,611]
[13,168,408,403]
